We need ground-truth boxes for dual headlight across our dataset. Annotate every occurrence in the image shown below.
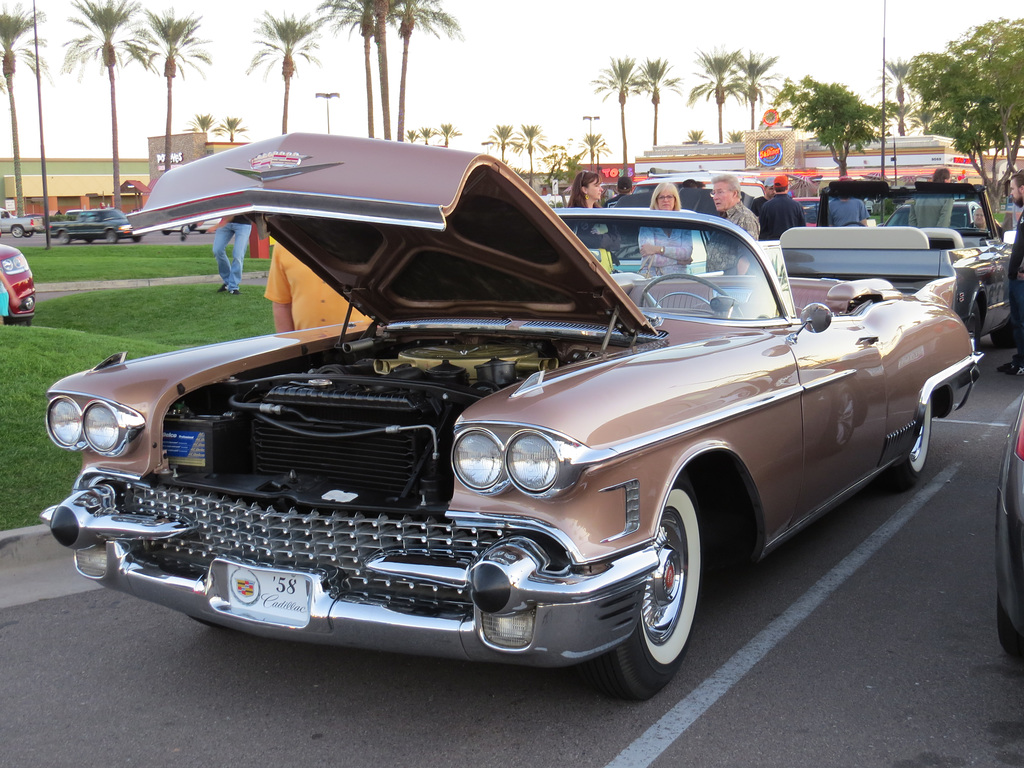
[453,428,581,496]
[46,396,144,456]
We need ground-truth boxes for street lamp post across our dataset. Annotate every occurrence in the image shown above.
[316,92,340,134]
[583,116,600,166]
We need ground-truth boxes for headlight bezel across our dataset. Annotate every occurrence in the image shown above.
[452,425,588,498]
[46,394,144,456]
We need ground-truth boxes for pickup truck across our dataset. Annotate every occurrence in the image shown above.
[0,209,43,238]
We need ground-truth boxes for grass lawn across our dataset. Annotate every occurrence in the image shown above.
[18,242,269,284]
[0,284,277,531]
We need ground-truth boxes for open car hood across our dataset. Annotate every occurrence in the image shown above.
[131,134,654,335]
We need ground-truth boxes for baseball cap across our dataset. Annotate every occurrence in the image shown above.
[773,175,789,189]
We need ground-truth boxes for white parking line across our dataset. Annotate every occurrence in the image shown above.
[604,462,961,768]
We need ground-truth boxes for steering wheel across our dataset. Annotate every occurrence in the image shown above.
[639,273,730,310]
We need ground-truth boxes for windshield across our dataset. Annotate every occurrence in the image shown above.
[564,214,786,321]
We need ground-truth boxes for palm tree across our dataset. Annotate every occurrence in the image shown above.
[405,128,418,142]
[63,0,149,211]
[247,12,321,134]
[637,58,681,146]
[908,102,934,135]
[373,0,392,139]
[392,0,462,142]
[885,58,913,137]
[582,132,609,168]
[185,112,215,132]
[688,48,743,143]
[736,50,779,130]
[514,124,546,186]
[727,130,745,143]
[437,122,460,147]
[488,124,515,163]
[319,0,375,138]
[592,57,641,172]
[686,129,705,143]
[418,126,437,144]
[139,10,210,180]
[0,4,43,216]
[214,117,248,142]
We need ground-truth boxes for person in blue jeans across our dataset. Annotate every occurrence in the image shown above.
[210,216,252,294]
[999,171,1024,375]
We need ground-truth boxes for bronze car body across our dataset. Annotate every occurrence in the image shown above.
[42,135,979,699]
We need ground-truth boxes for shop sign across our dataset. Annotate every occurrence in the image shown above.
[758,142,782,167]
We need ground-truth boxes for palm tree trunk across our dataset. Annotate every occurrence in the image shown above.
[750,97,755,131]
[716,98,725,143]
[362,34,374,138]
[396,35,410,142]
[108,64,122,211]
[164,75,173,180]
[652,98,659,146]
[6,77,23,216]
[282,74,291,133]
[374,0,392,140]
[619,93,628,172]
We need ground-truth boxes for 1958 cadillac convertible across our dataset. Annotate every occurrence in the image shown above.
[41,135,980,699]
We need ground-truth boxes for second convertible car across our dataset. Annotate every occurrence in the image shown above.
[40,135,979,699]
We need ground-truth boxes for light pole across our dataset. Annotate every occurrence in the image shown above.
[316,92,340,134]
[583,116,600,166]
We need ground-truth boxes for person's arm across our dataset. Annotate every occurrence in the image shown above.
[272,301,296,332]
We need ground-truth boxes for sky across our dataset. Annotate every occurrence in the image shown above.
[2,0,1012,167]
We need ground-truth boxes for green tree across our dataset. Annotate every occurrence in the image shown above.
[418,125,436,144]
[139,10,210,180]
[777,76,879,177]
[404,128,418,142]
[688,47,743,143]
[582,132,609,167]
[63,0,149,211]
[513,124,546,186]
[542,144,584,190]
[637,57,681,146]
[214,116,248,142]
[437,122,460,147]
[907,102,934,135]
[319,0,375,138]
[593,56,641,172]
[488,123,515,163]
[373,0,392,139]
[909,19,1024,211]
[0,3,44,216]
[686,129,705,143]
[726,130,745,143]
[884,58,913,137]
[247,11,321,134]
[392,0,461,142]
[185,112,215,132]
[736,50,779,130]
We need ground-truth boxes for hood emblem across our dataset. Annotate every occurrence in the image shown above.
[228,151,343,182]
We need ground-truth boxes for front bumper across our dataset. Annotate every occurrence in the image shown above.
[41,490,656,668]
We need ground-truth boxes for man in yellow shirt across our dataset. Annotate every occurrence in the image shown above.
[264,245,369,332]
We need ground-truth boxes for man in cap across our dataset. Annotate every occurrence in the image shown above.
[758,175,806,240]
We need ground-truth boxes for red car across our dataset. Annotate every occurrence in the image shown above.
[0,244,35,325]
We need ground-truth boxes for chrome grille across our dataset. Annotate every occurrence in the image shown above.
[126,483,503,603]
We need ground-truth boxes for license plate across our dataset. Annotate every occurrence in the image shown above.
[219,561,313,628]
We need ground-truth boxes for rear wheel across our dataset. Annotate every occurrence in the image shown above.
[990,320,1017,349]
[578,483,702,699]
[885,400,932,491]
[998,595,1024,656]
[11,224,24,237]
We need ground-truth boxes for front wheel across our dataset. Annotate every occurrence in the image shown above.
[885,400,932,491]
[104,229,118,244]
[57,230,71,245]
[10,224,24,237]
[578,484,703,699]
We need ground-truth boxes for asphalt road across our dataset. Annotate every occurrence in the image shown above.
[3,338,1024,768]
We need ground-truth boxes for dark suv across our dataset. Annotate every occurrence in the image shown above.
[51,209,142,244]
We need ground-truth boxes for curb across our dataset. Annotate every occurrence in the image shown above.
[36,272,270,294]
[0,524,65,570]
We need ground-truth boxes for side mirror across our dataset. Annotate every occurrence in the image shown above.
[788,302,833,344]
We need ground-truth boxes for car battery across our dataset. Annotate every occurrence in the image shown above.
[162,413,249,474]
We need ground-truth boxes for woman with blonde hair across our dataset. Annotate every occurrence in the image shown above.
[639,183,693,276]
